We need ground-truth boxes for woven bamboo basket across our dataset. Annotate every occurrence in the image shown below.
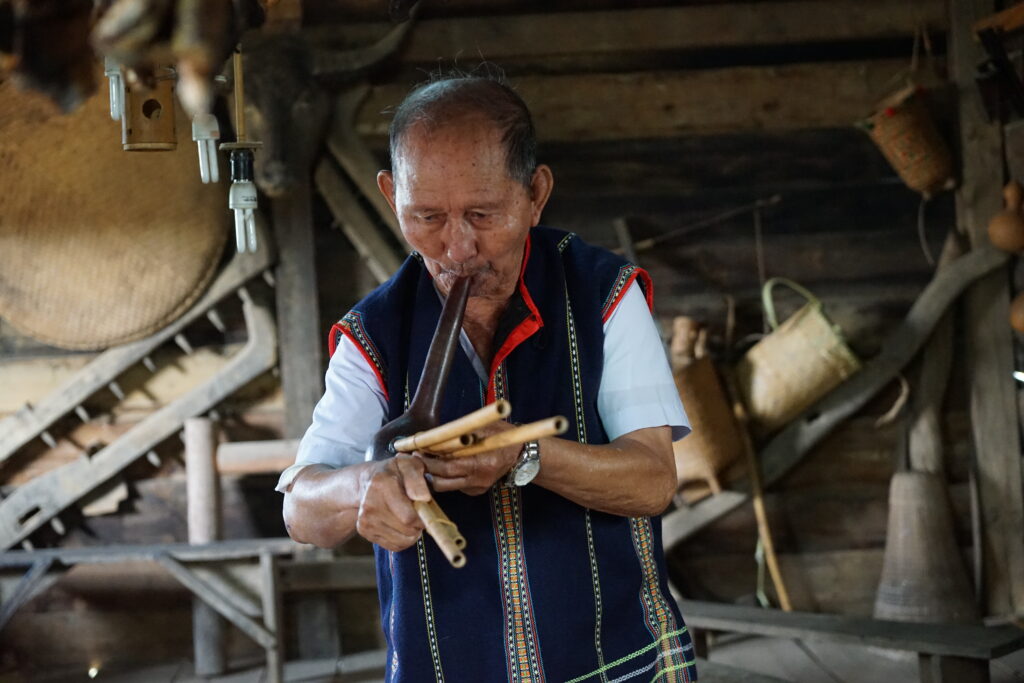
[861,84,955,198]
[672,355,743,494]
[735,278,861,437]
[0,75,227,350]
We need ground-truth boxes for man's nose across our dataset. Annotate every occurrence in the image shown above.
[445,218,478,264]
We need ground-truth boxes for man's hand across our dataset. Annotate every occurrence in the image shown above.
[356,455,431,552]
[419,422,521,495]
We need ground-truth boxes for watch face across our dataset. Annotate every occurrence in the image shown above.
[513,458,541,486]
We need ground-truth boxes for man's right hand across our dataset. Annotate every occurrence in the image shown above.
[355,455,432,552]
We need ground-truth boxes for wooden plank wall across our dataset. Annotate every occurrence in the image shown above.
[3,0,1019,671]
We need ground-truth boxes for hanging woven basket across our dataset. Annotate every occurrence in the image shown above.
[735,278,861,437]
[860,84,955,198]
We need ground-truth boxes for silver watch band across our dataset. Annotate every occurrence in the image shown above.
[506,440,541,487]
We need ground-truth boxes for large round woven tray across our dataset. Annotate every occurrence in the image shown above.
[0,77,228,350]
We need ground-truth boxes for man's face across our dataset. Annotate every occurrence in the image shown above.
[378,114,552,299]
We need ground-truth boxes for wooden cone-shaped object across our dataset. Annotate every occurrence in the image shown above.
[874,471,978,623]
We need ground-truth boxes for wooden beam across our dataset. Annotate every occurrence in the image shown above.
[356,61,914,142]
[315,159,404,283]
[679,600,1024,660]
[0,558,58,632]
[320,1,945,65]
[277,555,377,592]
[327,87,407,249]
[0,538,300,568]
[948,0,1024,617]
[216,439,299,474]
[0,294,278,550]
[156,553,277,650]
[271,181,324,439]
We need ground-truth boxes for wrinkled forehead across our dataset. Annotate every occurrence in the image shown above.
[392,114,507,179]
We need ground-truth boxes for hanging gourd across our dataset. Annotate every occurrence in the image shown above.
[988,180,1024,252]
[1010,292,1024,333]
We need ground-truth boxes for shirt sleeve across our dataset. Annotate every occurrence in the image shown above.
[275,334,388,493]
[597,281,690,442]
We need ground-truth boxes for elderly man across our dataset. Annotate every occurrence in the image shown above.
[278,74,696,682]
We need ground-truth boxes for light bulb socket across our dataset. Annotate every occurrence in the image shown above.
[229,149,255,182]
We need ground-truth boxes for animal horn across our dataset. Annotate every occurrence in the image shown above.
[311,3,418,78]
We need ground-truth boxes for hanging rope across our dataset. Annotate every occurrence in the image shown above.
[918,195,936,267]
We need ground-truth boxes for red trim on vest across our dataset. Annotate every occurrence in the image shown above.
[601,268,654,324]
[330,322,390,402]
[486,234,544,403]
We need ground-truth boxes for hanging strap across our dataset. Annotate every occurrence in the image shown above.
[762,277,822,331]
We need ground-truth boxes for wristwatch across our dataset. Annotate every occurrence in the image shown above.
[506,440,541,487]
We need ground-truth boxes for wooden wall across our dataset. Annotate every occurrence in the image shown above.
[0,0,997,673]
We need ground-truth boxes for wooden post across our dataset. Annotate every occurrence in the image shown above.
[184,417,225,676]
[949,0,1024,617]
[919,653,990,683]
[272,179,342,658]
[271,179,324,439]
[260,550,284,683]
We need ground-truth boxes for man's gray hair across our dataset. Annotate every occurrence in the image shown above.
[387,71,538,188]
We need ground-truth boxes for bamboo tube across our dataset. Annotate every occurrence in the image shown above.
[415,499,466,568]
[393,400,511,453]
[447,417,568,458]
[423,433,476,455]
[232,49,246,141]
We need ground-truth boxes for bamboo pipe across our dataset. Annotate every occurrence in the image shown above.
[423,433,477,455]
[415,499,466,568]
[393,400,511,453]
[447,417,568,458]
[368,277,471,568]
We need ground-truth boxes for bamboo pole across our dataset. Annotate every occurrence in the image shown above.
[447,417,568,458]
[232,50,246,142]
[415,499,466,568]
[722,373,792,611]
[393,400,511,453]
[422,433,476,455]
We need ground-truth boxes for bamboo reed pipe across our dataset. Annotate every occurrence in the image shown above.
[393,400,511,453]
[415,499,466,568]
[447,417,568,458]
[423,433,477,455]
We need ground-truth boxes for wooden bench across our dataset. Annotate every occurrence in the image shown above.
[680,599,1024,683]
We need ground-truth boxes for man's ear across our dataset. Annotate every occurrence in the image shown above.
[528,164,554,225]
[377,170,398,216]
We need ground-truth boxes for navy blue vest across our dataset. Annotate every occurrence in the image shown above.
[332,226,696,682]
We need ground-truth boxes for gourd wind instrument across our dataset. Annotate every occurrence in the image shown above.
[368,275,568,568]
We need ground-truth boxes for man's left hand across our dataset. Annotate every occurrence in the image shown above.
[418,422,521,495]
